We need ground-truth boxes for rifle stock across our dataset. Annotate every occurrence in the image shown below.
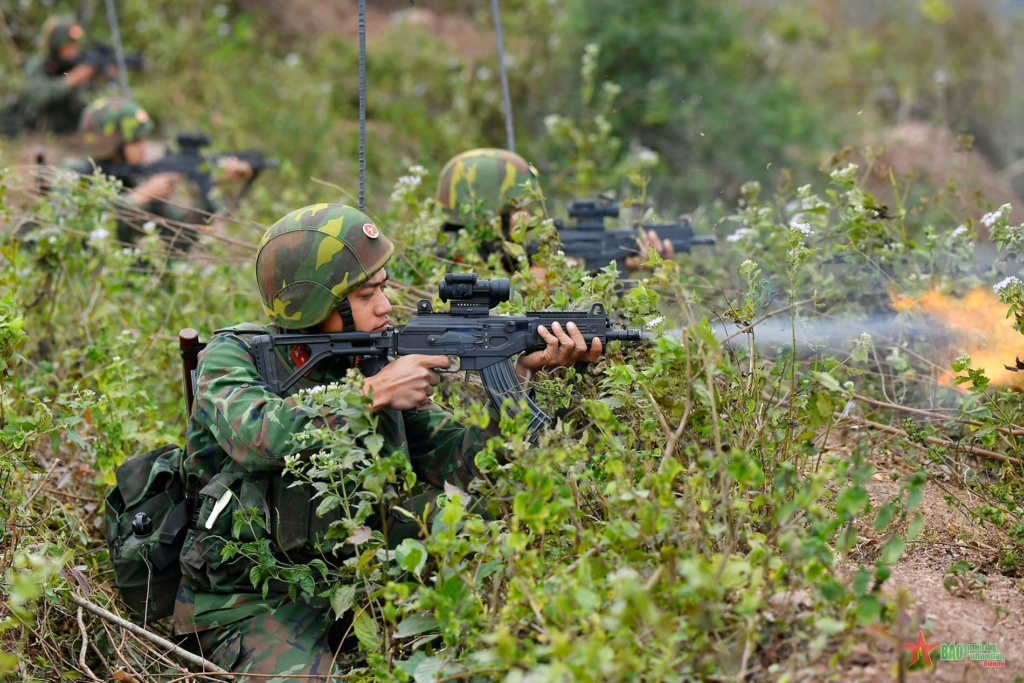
[250,274,648,440]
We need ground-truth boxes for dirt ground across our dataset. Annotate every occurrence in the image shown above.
[810,439,1024,683]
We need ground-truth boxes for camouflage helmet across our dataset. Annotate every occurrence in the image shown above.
[436,148,541,226]
[256,204,395,330]
[79,97,155,160]
[42,15,83,54]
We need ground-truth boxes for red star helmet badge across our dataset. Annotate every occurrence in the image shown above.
[362,223,379,239]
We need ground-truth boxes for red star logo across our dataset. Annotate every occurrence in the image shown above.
[902,630,940,667]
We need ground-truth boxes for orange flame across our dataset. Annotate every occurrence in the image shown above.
[891,287,1023,391]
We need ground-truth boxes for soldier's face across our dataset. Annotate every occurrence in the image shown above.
[318,269,392,333]
[56,43,81,62]
[123,139,148,164]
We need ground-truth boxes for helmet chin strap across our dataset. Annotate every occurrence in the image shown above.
[335,298,356,332]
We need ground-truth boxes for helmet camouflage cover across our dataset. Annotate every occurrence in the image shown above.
[256,204,395,329]
[436,148,540,226]
[42,15,83,53]
[79,97,155,160]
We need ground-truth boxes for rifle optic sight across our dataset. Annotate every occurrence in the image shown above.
[438,273,510,313]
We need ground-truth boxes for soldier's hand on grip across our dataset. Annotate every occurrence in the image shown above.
[362,354,450,411]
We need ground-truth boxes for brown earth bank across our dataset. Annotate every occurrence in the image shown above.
[859,121,1024,239]
[798,437,1024,682]
[236,0,495,63]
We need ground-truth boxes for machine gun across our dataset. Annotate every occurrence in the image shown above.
[97,131,279,213]
[79,43,144,72]
[554,198,716,273]
[250,273,650,439]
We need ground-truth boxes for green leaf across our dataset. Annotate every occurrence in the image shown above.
[353,610,381,652]
[879,536,905,565]
[396,652,428,676]
[836,486,868,517]
[874,501,895,532]
[855,595,882,624]
[331,584,356,619]
[906,512,924,541]
[396,538,428,577]
[814,616,846,635]
[812,371,841,392]
[395,614,439,638]
[64,429,87,448]
[413,655,444,683]
[364,433,384,457]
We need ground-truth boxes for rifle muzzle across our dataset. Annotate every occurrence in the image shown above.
[607,329,650,343]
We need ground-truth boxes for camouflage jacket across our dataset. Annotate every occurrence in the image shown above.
[0,54,93,136]
[175,323,492,633]
[59,155,211,251]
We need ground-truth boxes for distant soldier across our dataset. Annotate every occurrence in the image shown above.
[435,148,672,276]
[435,147,545,274]
[70,97,253,254]
[0,15,116,137]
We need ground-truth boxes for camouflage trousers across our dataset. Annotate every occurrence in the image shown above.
[180,594,350,681]
[175,486,482,678]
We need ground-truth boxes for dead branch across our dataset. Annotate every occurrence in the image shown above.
[834,412,1021,466]
[65,592,230,676]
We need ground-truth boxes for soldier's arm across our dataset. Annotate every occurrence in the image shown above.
[402,405,500,490]
[20,57,78,110]
[191,334,339,473]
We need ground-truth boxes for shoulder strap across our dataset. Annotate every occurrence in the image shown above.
[213,322,272,337]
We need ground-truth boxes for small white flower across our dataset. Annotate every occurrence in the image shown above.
[284,52,301,68]
[142,220,157,234]
[396,175,421,189]
[726,228,755,243]
[217,22,231,37]
[633,147,659,165]
[993,276,1021,294]
[89,228,109,242]
[950,225,968,239]
[408,165,427,176]
[543,115,563,134]
[789,221,813,236]
[214,3,229,18]
[475,66,492,80]
[981,204,1011,227]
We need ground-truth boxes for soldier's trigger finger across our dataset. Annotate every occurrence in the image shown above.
[425,354,451,370]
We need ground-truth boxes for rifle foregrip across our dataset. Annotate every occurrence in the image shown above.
[479,359,550,442]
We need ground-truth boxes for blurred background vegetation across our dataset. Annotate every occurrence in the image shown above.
[3,0,1024,223]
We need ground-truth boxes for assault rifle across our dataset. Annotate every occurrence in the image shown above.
[96,131,279,213]
[250,273,649,439]
[79,43,145,73]
[554,198,716,274]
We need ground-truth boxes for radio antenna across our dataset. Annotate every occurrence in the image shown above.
[491,0,515,153]
[103,0,131,98]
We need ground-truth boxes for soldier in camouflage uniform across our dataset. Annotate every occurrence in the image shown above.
[435,147,544,273]
[173,203,601,679]
[74,96,252,253]
[0,15,113,137]
[435,148,673,274]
